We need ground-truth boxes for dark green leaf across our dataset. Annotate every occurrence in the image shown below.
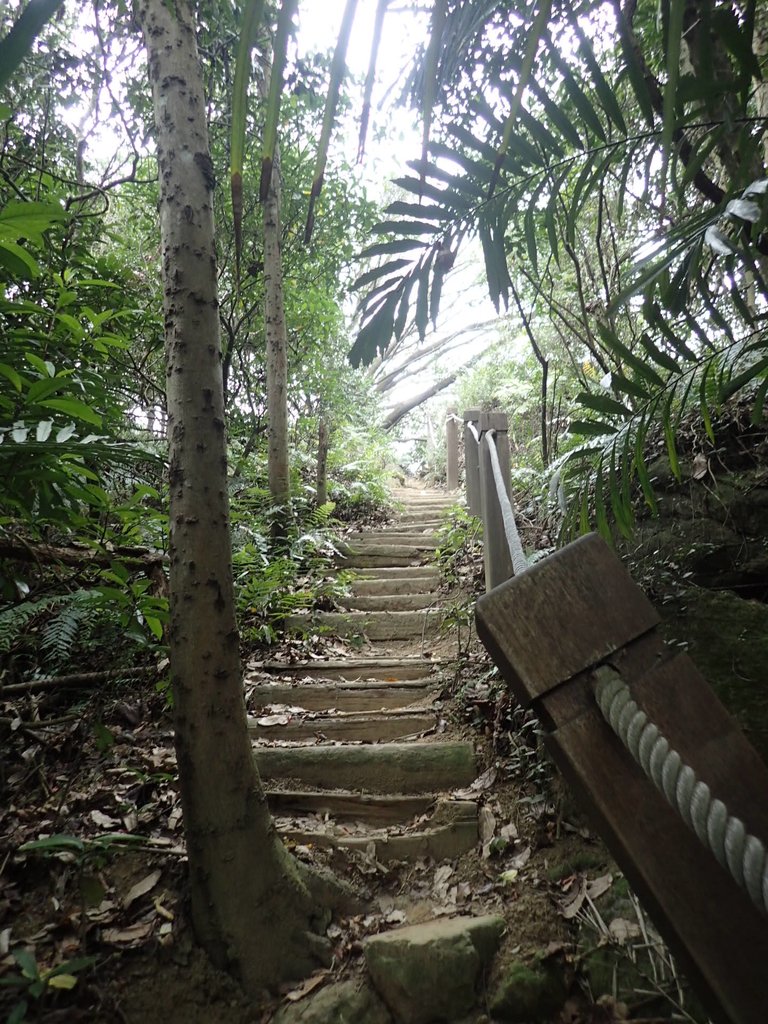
[371,220,442,236]
[359,238,428,259]
[568,420,618,436]
[750,376,768,425]
[571,20,627,134]
[639,331,681,373]
[349,293,398,367]
[615,8,656,126]
[610,374,648,400]
[0,0,64,91]
[720,356,768,402]
[576,391,631,418]
[353,258,411,291]
[38,398,102,427]
[384,201,452,221]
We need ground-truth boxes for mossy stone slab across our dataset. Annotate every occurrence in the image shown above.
[272,979,391,1024]
[364,915,504,1024]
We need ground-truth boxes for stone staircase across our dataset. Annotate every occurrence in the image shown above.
[245,486,480,863]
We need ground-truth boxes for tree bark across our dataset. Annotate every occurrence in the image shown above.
[382,374,457,430]
[136,0,333,993]
[264,143,291,506]
[316,418,329,505]
[1,666,157,695]
[380,346,489,432]
[373,317,497,394]
[0,539,166,567]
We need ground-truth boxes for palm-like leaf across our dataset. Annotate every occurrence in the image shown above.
[355,0,768,534]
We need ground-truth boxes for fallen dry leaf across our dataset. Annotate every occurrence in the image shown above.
[122,810,138,832]
[256,714,291,727]
[608,917,642,945]
[508,845,531,870]
[586,873,613,901]
[454,766,497,799]
[124,870,162,909]
[479,806,496,847]
[102,920,154,945]
[692,453,708,480]
[500,821,518,841]
[154,898,174,921]
[90,809,119,829]
[433,864,454,890]
[560,878,587,919]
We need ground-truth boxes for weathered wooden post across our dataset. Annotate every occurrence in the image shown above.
[476,533,768,1024]
[478,411,513,592]
[463,409,481,516]
[446,406,459,491]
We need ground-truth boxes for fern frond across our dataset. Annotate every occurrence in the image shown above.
[559,328,768,538]
[39,598,95,669]
[0,590,98,657]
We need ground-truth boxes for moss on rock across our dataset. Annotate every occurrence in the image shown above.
[659,587,768,762]
[489,958,567,1022]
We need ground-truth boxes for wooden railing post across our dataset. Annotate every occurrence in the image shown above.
[446,406,459,491]
[476,534,768,1024]
[463,408,481,516]
[478,411,513,592]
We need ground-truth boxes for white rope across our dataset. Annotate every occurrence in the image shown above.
[594,665,768,916]
[485,430,528,576]
[466,421,480,443]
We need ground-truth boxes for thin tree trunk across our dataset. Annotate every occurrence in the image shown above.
[136,0,334,993]
[510,282,549,467]
[316,418,329,505]
[264,144,290,506]
[381,348,488,431]
[382,374,457,430]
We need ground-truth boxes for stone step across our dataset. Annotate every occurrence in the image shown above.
[394,492,454,501]
[340,550,433,569]
[354,566,439,580]
[343,540,437,556]
[396,512,452,525]
[286,609,440,640]
[340,593,439,612]
[254,740,476,793]
[249,679,434,711]
[391,492,456,504]
[384,515,443,525]
[363,914,504,1018]
[350,532,438,547]
[248,657,439,682]
[266,789,436,824]
[248,707,436,742]
[351,577,439,597]
[277,800,478,863]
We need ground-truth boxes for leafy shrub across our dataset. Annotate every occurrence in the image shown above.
[230,491,353,644]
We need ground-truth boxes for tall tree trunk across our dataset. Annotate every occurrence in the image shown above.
[136,0,334,993]
[264,144,290,505]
